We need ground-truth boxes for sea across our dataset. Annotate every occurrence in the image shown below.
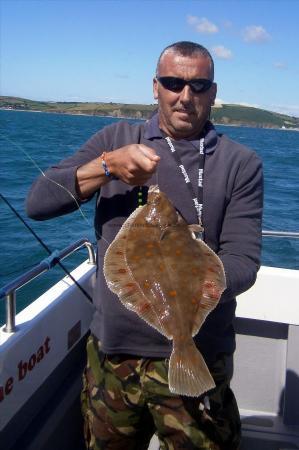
[0,109,298,325]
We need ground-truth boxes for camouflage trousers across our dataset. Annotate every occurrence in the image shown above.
[81,335,241,450]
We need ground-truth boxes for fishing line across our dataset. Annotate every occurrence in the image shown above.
[155,159,160,188]
[0,132,109,245]
[0,132,89,224]
[0,192,92,302]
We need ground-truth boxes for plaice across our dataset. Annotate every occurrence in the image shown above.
[103,185,226,397]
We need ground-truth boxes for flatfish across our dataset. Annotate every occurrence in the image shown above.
[103,185,226,397]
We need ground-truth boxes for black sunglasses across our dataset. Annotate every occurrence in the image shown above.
[157,76,213,94]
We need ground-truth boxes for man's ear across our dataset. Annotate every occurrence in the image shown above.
[210,82,217,105]
[153,77,158,100]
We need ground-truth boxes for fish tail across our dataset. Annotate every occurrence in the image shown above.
[168,339,215,397]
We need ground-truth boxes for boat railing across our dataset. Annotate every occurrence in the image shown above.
[1,231,298,334]
[0,238,96,334]
[262,230,299,238]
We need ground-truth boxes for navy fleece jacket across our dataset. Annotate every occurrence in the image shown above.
[26,115,263,364]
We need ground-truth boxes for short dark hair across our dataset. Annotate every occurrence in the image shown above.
[156,41,214,80]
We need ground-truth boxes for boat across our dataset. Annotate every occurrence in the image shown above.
[1,233,299,450]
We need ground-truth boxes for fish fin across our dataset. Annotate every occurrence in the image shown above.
[103,209,169,338]
[169,339,215,397]
[190,238,226,337]
[191,294,220,337]
[103,204,145,298]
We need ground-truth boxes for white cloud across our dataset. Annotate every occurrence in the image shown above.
[187,15,199,26]
[212,45,233,60]
[187,15,218,34]
[273,62,287,70]
[243,25,271,43]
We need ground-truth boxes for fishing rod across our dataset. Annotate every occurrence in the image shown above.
[0,192,92,302]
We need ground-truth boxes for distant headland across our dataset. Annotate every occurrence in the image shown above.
[1,96,298,130]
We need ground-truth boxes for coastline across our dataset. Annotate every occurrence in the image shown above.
[0,107,141,121]
[1,107,298,131]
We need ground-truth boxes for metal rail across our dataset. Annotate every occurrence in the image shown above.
[0,239,96,333]
[262,230,299,239]
[1,232,298,334]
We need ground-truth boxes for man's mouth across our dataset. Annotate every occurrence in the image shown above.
[175,109,194,114]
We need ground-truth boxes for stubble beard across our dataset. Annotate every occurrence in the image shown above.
[160,108,207,140]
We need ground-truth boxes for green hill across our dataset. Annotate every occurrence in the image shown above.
[1,96,298,129]
[212,104,298,129]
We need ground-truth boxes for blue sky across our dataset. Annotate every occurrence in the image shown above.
[1,0,299,117]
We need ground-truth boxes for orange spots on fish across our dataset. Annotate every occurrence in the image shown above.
[175,249,182,256]
[118,268,127,274]
[191,298,197,304]
[207,267,216,273]
[203,280,221,300]
[210,289,221,300]
[138,303,151,313]
[168,290,177,297]
[146,243,154,249]
[143,281,150,289]
[126,282,136,288]
[145,251,152,257]
[159,264,165,272]
[192,268,199,275]
[116,251,123,255]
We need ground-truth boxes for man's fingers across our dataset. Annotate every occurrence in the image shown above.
[111,144,160,185]
[138,145,160,162]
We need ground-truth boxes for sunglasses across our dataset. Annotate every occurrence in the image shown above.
[157,76,213,94]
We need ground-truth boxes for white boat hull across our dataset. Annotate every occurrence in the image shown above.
[1,263,299,449]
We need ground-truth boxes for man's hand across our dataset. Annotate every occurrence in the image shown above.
[107,144,160,185]
[76,144,160,199]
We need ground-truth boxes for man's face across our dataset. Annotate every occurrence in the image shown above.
[153,52,217,140]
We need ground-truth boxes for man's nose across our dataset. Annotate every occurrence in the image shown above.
[180,85,193,104]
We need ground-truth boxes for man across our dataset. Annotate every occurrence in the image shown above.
[27,41,263,449]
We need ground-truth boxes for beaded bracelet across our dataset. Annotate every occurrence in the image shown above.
[101,152,117,179]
